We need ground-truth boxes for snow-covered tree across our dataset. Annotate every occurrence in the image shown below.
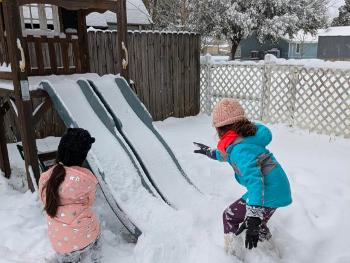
[191,0,329,59]
[146,0,193,30]
[332,0,350,26]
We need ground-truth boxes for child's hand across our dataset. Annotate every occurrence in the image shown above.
[235,216,261,249]
[193,142,211,155]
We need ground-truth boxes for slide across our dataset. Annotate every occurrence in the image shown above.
[40,75,169,238]
[78,75,202,209]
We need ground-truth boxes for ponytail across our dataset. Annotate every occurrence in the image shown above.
[43,163,66,217]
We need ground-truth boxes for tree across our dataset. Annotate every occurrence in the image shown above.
[191,0,328,59]
[146,0,192,30]
[332,0,350,26]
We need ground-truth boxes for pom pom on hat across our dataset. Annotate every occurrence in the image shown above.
[212,98,246,128]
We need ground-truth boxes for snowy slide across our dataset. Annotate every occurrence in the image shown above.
[40,76,171,238]
[78,75,202,209]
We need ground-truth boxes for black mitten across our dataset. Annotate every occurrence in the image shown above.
[193,142,211,155]
[193,142,218,160]
[235,216,262,249]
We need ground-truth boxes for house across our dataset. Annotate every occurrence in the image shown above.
[238,31,319,60]
[20,1,152,36]
[86,0,152,30]
[317,26,350,61]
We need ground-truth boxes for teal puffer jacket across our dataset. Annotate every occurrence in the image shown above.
[216,124,292,208]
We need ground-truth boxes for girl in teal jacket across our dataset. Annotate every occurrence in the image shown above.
[194,98,292,254]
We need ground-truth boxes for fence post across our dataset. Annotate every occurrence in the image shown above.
[289,66,299,127]
[203,54,212,115]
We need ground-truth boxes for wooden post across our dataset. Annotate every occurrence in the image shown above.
[2,0,40,192]
[0,103,11,178]
[77,10,89,73]
[116,0,129,81]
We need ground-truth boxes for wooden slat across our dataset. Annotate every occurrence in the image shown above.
[61,36,70,73]
[34,37,45,75]
[172,33,179,117]
[47,37,58,74]
[142,32,151,111]
[0,102,11,178]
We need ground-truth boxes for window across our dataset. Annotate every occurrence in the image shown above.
[20,4,60,35]
[296,43,300,54]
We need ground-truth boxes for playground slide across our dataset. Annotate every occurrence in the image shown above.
[78,75,202,209]
[40,76,169,238]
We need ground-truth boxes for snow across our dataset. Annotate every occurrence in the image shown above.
[86,0,152,27]
[318,26,350,36]
[283,30,322,43]
[0,63,11,72]
[89,76,201,209]
[202,54,350,70]
[1,114,350,262]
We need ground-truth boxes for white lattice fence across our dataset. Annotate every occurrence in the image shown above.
[201,60,350,138]
[200,63,263,120]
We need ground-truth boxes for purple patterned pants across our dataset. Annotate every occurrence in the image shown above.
[223,198,276,240]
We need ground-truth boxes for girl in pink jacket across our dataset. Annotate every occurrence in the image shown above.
[39,128,101,263]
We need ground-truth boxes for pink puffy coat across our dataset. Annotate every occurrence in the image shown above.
[39,166,100,254]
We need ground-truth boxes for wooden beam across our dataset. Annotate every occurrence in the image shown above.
[18,0,119,11]
[2,0,40,192]
[0,102,11,178]
[116,0,129,81]
[77,10,89,73]
[0,71,12,80]
[32,97,51,125]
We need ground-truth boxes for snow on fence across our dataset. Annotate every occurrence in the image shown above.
[200,56,350,138]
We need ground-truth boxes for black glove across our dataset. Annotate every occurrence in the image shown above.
[193,142,211,155]
[235,216,262,249]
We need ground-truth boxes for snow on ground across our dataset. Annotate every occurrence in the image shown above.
[1,114,350,263]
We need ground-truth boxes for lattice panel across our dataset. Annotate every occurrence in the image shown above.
[200,66,209,112]
[201,64,263,120]
[293,68,350,137]
[262,65,295,124]
[200,61,350,138]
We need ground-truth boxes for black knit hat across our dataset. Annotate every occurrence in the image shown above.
[57,128,95,166]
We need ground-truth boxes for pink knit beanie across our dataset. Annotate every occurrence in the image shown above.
[212,98,246,128]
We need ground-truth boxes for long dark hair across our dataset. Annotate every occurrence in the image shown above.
[43,128,95,217]
[217,119,257,138]
[44,162,66,217]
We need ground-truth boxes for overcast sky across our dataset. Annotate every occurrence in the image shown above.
[328,0,345,18]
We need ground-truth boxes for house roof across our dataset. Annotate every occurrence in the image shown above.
[283,30,322,44]
[86,0,152,27]
[318,26,350,37]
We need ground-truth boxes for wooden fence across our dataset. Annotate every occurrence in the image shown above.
[3,30,201,142]
[88,30,201,121]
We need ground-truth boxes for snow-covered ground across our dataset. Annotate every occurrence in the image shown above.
[1,115,350,263]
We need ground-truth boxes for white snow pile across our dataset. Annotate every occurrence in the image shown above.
[0,63,11,72]
[319,26,350,36]
[1,115,350,263]
[202,54,350,70]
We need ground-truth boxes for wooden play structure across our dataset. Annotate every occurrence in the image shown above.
[0,0,130,191]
